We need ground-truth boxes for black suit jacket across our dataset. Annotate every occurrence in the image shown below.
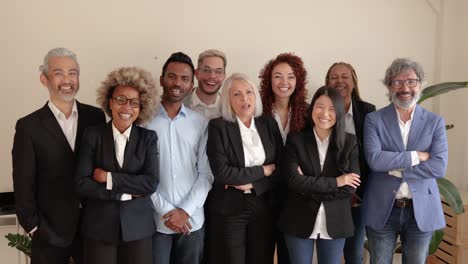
[12,102,105,247]
[278,129,360,239]
[351,98,376,199]
[206,116,283,216]
[75,122,158,243]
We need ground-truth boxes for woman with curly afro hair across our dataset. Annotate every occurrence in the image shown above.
[75,67,161,264]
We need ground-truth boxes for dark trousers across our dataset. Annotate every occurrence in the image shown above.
[215,194,274,264]
[84,237,152,264]
[152,226,205,264]
[31,231,82,264]
[343,205,366,264]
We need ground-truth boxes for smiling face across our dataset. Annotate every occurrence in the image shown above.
[271,62,296,100]
[110,85,140,133]
[327,64,354,102]
[229,79,256,122]
[388,69,422,110]
[312,94,336,137]
[195,56,225,95]
[160,62,194,103]
[40,56,80,103]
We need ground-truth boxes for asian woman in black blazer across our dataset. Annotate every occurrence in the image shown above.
[325,62,376,264]
[206,73,283,264]
[75,67,160,264]
[278,86,361,264]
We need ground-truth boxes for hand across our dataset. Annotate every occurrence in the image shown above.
[336,173,361,188]
[162,209,191,234]
[417,151,430,162]
[263,164,276,177]
[233,183,253,191]
[93,168,107,183]
[297,166,303,175]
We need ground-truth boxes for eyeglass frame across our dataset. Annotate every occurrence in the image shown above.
[390,79,420,89]
[198,66,225,76]
[111,95,141,108]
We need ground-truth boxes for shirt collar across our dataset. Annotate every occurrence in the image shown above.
[313,127,330,146]
[48,100,78,120]
[112,122,132,141]
[394,104,415,123]
[236,116,257,134]
[191,88,220,108]
[347,100,354,117]
[157,102,188,119]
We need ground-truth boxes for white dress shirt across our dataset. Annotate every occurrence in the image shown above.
[106,123,132,201]
[237,117,266,193]
[48,100,78,151]
[310,128,332,240]
[184,88,221,119]
[272,107,290,145]
[344,101,356,135]
[391,107,420,199]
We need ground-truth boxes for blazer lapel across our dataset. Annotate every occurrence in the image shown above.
[75,101,87,154]
[39,103,73,154]
[407,105,425,150]
[255,118,273,163]
[227,121,245,167]
[103,122,118,171]
[122,125,139,170]
[352,99,364,139]
[382,105,405,151]
[304,129,322,177]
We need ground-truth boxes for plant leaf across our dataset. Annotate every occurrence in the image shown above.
[429,229,444,255]
[4,233,32,257]
[438,178,465,214]
[418,82,468,103]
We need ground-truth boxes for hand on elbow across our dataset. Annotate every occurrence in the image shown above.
[336,173,361,188]
[263,164,276,177]
[417,151,431,162]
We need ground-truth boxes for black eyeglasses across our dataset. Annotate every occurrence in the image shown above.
[390,79,420,89]
[112,95,141,108]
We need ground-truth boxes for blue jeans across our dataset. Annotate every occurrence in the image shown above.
[152,226,204,264]
[366,206,433,264]
[343,205,366,264]
[284,234,345,264]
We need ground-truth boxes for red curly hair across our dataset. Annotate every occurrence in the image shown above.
[259,53,308,133]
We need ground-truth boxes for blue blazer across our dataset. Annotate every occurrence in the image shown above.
[362,104,448,232]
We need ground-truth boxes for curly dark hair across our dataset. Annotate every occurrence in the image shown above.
[259,53,308,133]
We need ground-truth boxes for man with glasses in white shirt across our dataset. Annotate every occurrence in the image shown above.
[184,49,226,120]
[363,58,448,264]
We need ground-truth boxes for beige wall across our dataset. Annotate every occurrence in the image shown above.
[1,0,467,192]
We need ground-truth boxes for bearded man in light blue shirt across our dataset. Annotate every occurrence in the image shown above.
[147,52,213,264]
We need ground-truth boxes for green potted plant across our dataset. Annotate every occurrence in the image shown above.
[417,81,468,254]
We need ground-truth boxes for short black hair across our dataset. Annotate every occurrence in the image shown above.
[161,52,195,82]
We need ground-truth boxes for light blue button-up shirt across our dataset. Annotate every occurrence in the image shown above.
[146,104,213,234]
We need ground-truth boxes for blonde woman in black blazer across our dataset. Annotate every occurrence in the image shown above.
[278,86,360,264]
[207,73,283,264]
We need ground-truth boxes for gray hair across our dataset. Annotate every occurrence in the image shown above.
[39,48,79,75]
[96,67,160,125]
[219,73,263,122]
[383,58,424,86]
[197,49,227,69]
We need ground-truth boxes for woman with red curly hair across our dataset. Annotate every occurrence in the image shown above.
[259,53,309,264]
[260,53,309,143]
